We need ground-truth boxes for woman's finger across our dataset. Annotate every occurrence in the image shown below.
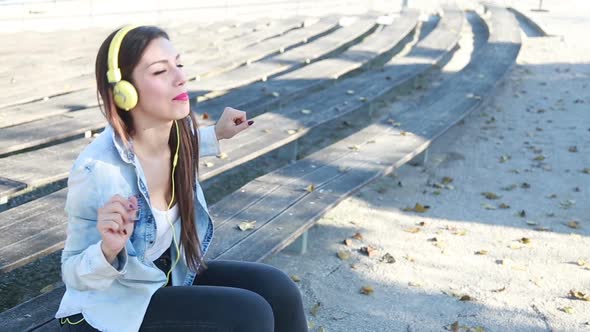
[109,195,137,211]
[102,201,132,223]
[98,219,121,233]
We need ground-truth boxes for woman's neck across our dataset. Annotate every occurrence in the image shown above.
[132,121,173,158]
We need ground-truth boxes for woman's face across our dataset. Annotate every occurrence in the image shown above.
[130,37,189,124]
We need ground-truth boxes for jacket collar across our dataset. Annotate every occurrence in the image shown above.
[106,124,136,164]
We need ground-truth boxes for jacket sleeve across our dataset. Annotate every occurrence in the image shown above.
[60,161,128,291]
[198,125,221,157]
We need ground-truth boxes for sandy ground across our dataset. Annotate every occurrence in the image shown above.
[263,2,590,331]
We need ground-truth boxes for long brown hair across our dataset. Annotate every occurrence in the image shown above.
[95,26,207,274]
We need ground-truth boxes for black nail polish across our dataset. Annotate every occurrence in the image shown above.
[248,120,254,126]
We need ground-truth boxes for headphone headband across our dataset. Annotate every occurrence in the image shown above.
[107,25,139,83]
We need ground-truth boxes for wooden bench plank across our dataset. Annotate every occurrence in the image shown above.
[0,18,321,129]
[0,10,447,202]
[0,16,372,152]
[198,10,419,116]
[0,110,104,157]
[210,5,521,263]
[0,22,227,103]
[0,18,276,110]
[0,7,462,263]
[193,17,339,80]
[193,16,377,94]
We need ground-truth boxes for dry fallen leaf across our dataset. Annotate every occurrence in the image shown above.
[359,245,378,257]
[360,285,374,295]
[352,232,363,240]
[348,145,360,151]
[338,166,350,173]
[343,238,353,246]
[217,152,229,160]
[519,237,532,244]
[404,227,421,234]
[306,184,315,193]
[501,184,518,191]
[204,161,214,168]
[475,250,488,255]
[287,129,297,135]
[482,192,501,200]
[482,203,497,210]
[408,282,422,288]
[310,302,321,316]
[403,203,430,213]
[442,177,454,184]
[380,253,396,264]
[459,295,473,301]
[291,275,301,282]
[560,306,574,314]
[202,112,210,120]
[499,203,510,209]
[237,220,256,231]
[569,290,590,301]
[491,286,506,293]
[560,200,576,209]
[337,250,351,260]
[566,220,581,229]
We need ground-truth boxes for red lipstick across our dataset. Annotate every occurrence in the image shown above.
[173,92,189,101]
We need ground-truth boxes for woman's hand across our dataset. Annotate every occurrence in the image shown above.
[214,107,254,140]
[97,195,138,264]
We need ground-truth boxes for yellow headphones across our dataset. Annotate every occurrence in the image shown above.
[107,25,182,286]
[107,25,140,111]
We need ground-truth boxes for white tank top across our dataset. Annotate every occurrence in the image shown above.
[144,203,180,261]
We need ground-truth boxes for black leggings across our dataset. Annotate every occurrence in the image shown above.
[58,259,308,331]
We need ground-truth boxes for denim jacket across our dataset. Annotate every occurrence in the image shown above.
[54,119,220,332]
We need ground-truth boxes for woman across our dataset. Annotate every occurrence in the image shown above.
[54,25,308,331]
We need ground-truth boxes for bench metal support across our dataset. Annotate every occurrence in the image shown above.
[287,231,308,255]
[410,148,429,166]
[277,140,299,162]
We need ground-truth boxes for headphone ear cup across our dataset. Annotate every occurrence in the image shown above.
[113,80,138,111]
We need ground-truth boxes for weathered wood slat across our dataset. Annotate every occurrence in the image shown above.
[180,17,306,69]
[193,16,377,94]
[210,5,522,263]
[0,138,91,201]
[193,17,339,80]
[0,22,227,106]
[0,110,105,156]
[198,10,419,116]
[0,18,323,129]
[0,11,438,201]
[0,7,463,271]
[0,20,269,110]
[0,16,371,151]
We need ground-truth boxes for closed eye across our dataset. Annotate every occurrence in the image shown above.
[153,64,184,76]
